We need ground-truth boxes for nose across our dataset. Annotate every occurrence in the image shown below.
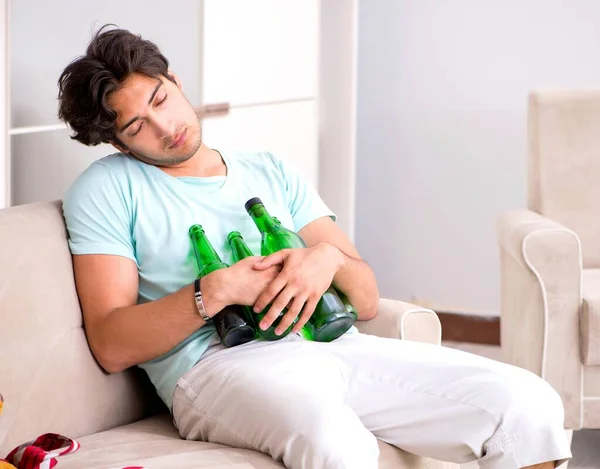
[150,115,175,142]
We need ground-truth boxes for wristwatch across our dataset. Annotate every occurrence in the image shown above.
[193,278,211,321]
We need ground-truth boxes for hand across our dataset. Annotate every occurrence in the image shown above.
[252,243,345,334]
[207,257,281,310]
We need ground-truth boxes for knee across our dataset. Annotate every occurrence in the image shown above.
[493,368,565,433]
[283,404,379,469]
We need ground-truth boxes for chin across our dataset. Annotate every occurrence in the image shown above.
[186,127,203,154]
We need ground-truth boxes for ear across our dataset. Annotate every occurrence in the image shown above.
[167,69,183,90]
[110,140,129,155]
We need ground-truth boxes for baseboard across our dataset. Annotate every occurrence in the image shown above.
[435,310,500,345]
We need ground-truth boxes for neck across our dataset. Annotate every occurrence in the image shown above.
[251,206,277,232]
[161,143,226,178]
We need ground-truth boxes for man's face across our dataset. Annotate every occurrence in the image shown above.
[108,72,202,167]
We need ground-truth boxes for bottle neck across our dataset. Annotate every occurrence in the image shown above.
[249,204,277,233]
[190,228,224,274]
[228,234,254,261]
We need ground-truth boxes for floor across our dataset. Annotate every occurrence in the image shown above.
[442,341,600,469]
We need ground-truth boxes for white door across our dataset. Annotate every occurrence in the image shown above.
[200,0,320,188]
[203,101,318,185]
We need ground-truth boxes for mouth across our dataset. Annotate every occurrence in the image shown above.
[169,128,187,149]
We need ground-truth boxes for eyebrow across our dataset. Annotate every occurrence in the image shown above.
[118,81,163,133]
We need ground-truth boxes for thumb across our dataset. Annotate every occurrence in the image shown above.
[253,251,287,270]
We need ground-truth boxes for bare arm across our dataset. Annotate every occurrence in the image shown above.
[299,217,379,320]
[73,254,222,373]
[73,254,278,373]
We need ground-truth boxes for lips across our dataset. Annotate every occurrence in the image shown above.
[169,128,187,149]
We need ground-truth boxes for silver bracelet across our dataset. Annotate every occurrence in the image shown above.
[193,278,211,321]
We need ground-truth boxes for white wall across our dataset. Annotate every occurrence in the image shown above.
[355,0,600,314]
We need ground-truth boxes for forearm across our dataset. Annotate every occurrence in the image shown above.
[94,274,225,373]
[332,251,379,320]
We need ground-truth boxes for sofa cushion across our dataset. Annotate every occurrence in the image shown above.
[0,201,162,455]
[54,414,456,469]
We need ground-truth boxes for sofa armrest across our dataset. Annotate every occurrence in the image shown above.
[355,298,441,345]
[497,209,582,429]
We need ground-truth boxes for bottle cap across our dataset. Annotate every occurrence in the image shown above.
[244,197,263,212]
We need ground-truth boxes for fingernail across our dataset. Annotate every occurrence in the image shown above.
[260,321,268,330]
[275,328,282,335]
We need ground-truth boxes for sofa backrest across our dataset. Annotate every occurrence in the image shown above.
[0,200,161,456]
[529,90,600,268]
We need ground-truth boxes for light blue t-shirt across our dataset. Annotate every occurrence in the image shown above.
[62,150,336,410]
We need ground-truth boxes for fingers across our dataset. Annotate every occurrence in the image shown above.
[258,286,296,331]
[240,255,264,265]
[253,250,289,270]
[274,294,307,335]
[254,273,287,313]
[292,295,319,333]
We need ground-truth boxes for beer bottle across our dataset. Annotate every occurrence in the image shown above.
[227,231,295,340]
[272,217,358,316]
[244,197,356,342]
[189,224,256,347]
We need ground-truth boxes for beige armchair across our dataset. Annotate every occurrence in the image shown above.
[0,200,458,469]
[497,90,600,434]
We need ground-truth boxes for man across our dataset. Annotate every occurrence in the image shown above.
[58,25,571,469]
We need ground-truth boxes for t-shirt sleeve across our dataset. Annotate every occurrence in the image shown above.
[270,153,337,231]
[62,162,137,264]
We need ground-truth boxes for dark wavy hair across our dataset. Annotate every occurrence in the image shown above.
[58,24,175,146]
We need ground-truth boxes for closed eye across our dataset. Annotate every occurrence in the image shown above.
[130,95,167,137]
[132,122,143,137]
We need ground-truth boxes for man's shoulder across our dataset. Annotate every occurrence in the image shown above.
[63,153,137,211]
[68,153,143,191]
[79,152,138,178]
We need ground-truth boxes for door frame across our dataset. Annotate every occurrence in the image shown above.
[318,0,358,241]
[0,0,10,209]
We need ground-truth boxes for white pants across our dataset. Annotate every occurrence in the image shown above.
[172,332,572,469]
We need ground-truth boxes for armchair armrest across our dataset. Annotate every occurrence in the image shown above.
[355,298,441,345]
[497,209,582,429]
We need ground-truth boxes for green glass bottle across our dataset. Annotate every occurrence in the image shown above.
[262,213,358,318]
[227,231,295,340]
[272,217,358,317]
[244,197,357,342]
[189,224,256,348]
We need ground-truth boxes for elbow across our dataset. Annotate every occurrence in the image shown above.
[362,282,380,320]
[358,305,378,321]
[88,338,127,374]
[100,358,127,374]
[357,293,379,321]
[360,282,379,321]
[96,350,126,374]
